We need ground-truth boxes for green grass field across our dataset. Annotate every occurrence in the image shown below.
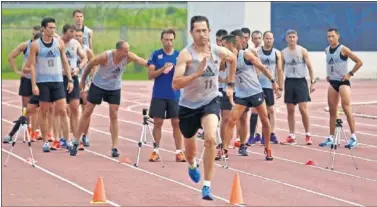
[2,6,187,80]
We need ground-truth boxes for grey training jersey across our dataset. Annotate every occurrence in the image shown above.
[325,44,348,81]
[235,50,263,98]
[258,47,279,89]
[179,44,221,109]
[282,45,307,78]
[219,62,229,89]
[92,50,127,90]
[35,37,63,83]
[81,25,93,49]
[22,40,32,79]
[64,38,79,71]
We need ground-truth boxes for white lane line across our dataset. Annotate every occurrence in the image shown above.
[1,148,120,207]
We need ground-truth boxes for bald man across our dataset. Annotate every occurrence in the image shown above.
[69,40,148,157]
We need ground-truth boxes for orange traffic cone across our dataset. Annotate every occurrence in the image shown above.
[305,160,317,166]
[229,173,244,205]
[119,156,132,164]
[90,177,107,204]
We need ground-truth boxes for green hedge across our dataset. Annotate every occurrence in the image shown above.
[2,6,187,80]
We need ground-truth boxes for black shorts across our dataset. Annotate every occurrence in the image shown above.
[149,98,179,119]
[87,83,121,105]
[178,97,220,139]
[329,80,351,92]
[63,76,80,103]
[234,92,265,108]
[284,78,311,105]
[219,88,232,111]
[29,95,39,107]
[263,88,275,106]
[19,77,33,97]
[36,82,66,103]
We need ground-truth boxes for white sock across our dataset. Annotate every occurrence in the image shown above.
[328,135,334,141]
[351,133,357,140]
[306,132,311,136]
[203,180,211,187]
[189,159,197,169]
[154,148,159,153]
[290,134,296,139]
[43,141,49,146]
[176,149,182,154]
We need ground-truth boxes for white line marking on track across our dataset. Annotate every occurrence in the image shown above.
[1,148,120,207]
[86,128,365,207]
[1,119,233,206]
[1,105,367,206]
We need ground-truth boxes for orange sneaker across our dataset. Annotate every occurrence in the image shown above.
[50,140,61,150]
[78,142,85,151]
[149,152,160,162]
[306,135,313,145]
[35,130,42,140]
[280,136,297,145]
[233,138,241,148]
[30,132,37,142]
[176,152,186,162]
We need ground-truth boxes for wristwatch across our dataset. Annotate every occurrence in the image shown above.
[68,79,73,83]
[271,79,275,83]
[227,82,235,87]
[349,71,354,76]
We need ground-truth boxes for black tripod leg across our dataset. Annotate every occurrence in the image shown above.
[4,123,22,167]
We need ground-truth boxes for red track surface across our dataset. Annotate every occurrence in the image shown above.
[2,80,377,206]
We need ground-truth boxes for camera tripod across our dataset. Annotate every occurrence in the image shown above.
[134,109,165,168]
[4,108,36,167]
[198,125,228,169]
[326,117,358,170]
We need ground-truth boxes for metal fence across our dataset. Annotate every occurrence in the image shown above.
[2,26,187,75]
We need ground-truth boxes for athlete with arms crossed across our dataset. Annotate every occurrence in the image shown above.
[319,28,362,148]
[172,15,237,200]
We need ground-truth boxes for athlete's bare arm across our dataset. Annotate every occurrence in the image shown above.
[244,50,278,91]
[276,51,284,90]
[218,60,227,83]
[89,31,94,50]
[148,62,172,80]
[172,48,203,90]
[77,43,88,69]
[244,51,273,81]
[26,41,39,95]
[341,46,363,81]
[86,48,97,79]
[8,42,28,76]
[59,39,73,93]
[81,52,107,85]
[302,48,315,83]
[128,52,148,67]
[217,47,237,83]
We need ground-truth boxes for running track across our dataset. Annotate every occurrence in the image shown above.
[2,80,377,206]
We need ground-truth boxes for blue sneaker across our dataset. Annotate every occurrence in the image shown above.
[319,137,333,147]
[188,165,200,183]
[42,142,50,152]
[60,138,67,148]
[238,144,248,156]
[202,186,214,200]
[82,135,90,147]
[270,133,279,144]
[246,134,261,146]
[69,143,78,156]
[345,137,358,149]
